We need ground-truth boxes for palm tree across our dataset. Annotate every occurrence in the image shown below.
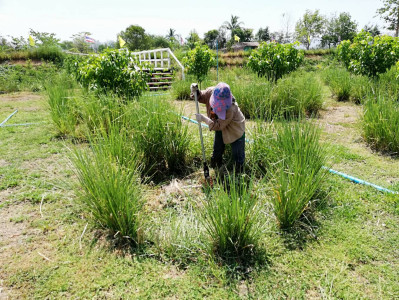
[223,15,244,40]
[166,28,176,41]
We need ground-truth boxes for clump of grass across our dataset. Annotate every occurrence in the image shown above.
[200,175,263,264]
[362,96,399,154]
[231,81,272,119]
[171,79,191,100]
[130,96,192,180]
[71,121,143,246]
[45,73,79,136]
[250,121,327,229]
[271,72,323,118]
[351,75,373,104]
[322,67,352,101]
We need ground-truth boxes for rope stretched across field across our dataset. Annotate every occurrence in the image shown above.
[180,114,398,195]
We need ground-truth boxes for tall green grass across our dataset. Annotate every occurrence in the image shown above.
[363,97,399,154]
[130,96,192,180]
[250,121,327,229]
[322,67,352,101]
[200,175,263,263]
[71,121,143,246]
[45,73,79,136]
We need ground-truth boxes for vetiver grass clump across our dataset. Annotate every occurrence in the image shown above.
[250,121,327,229]
[45,73,79,136]
[71,121,143,246]
[271,72,323,118]
[322,66,352,101]
[130,95,192,180]
[362,96,399,154]
[200,175,263,264]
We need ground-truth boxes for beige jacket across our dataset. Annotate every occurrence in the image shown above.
[195,87,245,144]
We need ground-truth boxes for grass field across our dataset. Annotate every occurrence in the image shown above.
[1,75,399,298]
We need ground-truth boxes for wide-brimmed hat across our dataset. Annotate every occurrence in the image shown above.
[210,82,232,120]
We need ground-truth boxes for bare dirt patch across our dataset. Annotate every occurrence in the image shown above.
[0,92,42,103]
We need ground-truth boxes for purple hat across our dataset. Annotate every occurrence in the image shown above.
[210,82,232,120]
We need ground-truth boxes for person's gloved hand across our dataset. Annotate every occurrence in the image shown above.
[195,113,213,125]
[190,83,199,99]
[190,83,199,93]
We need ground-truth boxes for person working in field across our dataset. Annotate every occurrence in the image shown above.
[191,82,246,173]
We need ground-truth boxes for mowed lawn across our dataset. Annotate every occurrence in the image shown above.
[0,91,398,299]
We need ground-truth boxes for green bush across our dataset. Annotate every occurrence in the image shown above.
[351,75,373,104]
[75,48,150,99]
[250,121,327,229]
[171,79,191,100]
[200,175,262,263]
[337,31,399,77]
[362,97,399,154]
[248,41,304,82]
[182,43,215,86]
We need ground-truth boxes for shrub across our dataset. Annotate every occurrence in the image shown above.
[75,48,150,99]
[337,31,399,77]
[250,121,327,229]
[248,41,304,82]
[322,67,352,101]
[200,175,262,263]
[362,97,399,154]
[351,75,373,104]
[182,43,215,87]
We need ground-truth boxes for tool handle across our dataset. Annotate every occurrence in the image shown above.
[194,91,207,163]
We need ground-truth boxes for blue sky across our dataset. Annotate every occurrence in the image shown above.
[0,0,387,43]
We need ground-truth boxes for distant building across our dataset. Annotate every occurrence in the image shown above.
[222,42,260,52]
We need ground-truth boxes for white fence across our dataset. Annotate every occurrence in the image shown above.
[132,48,185,79]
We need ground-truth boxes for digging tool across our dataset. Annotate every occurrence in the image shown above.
[193,87,211,183]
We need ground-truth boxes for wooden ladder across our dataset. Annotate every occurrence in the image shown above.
[145,69,174,91]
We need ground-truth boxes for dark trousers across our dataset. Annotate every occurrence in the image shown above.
[211,131,245,171]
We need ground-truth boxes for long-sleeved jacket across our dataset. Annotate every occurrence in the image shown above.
[195,87,245,144]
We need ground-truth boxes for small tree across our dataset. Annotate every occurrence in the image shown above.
[248,41,304,82]
[295,10,325,50]
[376,0,399,37]
[321,12,357,48]
[363,24,381,36]
[204,29,219,49]
[182,43,215,87]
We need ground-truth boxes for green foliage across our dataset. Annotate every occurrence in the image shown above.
[74,48,149,98]
[295,10,325,50]
[250,121,327,229]
[321,12,357,48]
[0,46,64,63]
[256,27,270,42]
[337,31,399,77]
[200,175,262,263]
[247,41,304,82]
[171,79,191,100]
[376,0,399,36]
[182,44,215,85]
[362,96,399,154]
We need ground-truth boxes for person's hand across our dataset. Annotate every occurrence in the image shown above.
[195,113,203,123]
[190,83,199,94]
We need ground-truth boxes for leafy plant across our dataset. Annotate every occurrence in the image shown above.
[75,48,150,98]
[182,43,215,87]
[248,41,304,82]
[337,31,399,77]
